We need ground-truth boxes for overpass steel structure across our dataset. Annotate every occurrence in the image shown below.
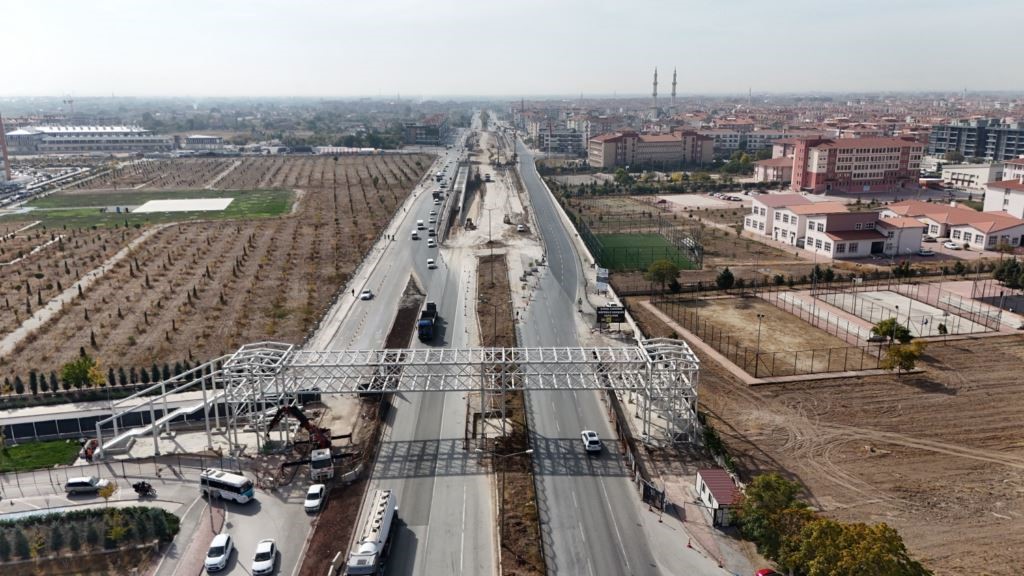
[94,338,700,459]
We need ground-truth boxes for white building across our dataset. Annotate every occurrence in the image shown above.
[743,194,810,237]
[184,134,224,150]
[941,162,1003,192]
[5,125,173,155]
[1003,157,1024,182]
[883,199,1024,250]
[983,177,1024,220]
[753,157,794,183]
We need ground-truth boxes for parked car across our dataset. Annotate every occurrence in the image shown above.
[581,430,603,453]
[917,248,935,257]
[64,476,111,494]
[516,224,526,232]
[304,484,326,512]
[943,241,962,250]
[427,238,437,248]
[427,258,437,269]
[922,236,937,243]
[205,533,234,572]
[359,289,373,300]
[251,538,277,575]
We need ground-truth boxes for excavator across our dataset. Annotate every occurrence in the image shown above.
[264,405,332,449]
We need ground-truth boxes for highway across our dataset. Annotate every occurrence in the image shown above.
[325,123,495,576]
[515,138,663,576]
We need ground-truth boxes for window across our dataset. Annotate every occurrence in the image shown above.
[823,242,832,252]
[952,230,961,239]
[835,243,846,254]
[816,223,824,232]
[758,222,764,231]
[962,232,972,243]
[782,214,788,223]
[864,222,875,230]
[848,242,859,253]
[808,222,815,231]
[887,231,895,238]
[775,212,781,221]
[855,223,863,230]
[815,239,822,249]
[745,218,752,228]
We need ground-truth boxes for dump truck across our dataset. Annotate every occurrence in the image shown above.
[417,302,438,341]
[345,488,398,575]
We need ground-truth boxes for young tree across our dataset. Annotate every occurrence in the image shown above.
[29,371,39,395]
[13,376,24,395]
[13,528,30,560]
[645,259,681,293]
[85,523,100,547]
[716,267,735,290]
[60,355,104,389]
[49,524,65,553]
[98,483,117,508]
[735,473,806,560]
[0,530,10,561]
[871,318,913,344]
[881,341,927,377]
[67,527,81,552]
[49,371,59,392]
[107,367,116,387]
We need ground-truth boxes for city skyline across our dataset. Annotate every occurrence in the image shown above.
[5,0,1023,98]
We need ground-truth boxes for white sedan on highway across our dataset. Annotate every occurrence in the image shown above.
[359,289,374,300]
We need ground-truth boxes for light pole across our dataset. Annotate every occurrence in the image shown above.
[332,156,339,224]
[892,305,900,343]
[755,313,765,377]
[477,447,534,546]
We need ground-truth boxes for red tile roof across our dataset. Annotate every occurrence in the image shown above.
[877,216,926,229]
[825,230,888,241]
[697,469,740,506]
[755,157,795,168]
[985,179,1024,192]
[1005,158,1024,166]
[787,201,848,215]
[886,200,1024,233]
[753,193,812,208]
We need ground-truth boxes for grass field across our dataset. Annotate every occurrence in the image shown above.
[595,233,696,271]
[0,439,81,472]
[8,189,293,227]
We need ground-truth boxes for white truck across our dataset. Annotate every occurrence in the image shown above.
[345,488,398,575]
[309,448,334,481]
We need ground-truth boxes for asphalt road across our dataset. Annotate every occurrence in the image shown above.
[328,125,496,576]
[515,139,663,576]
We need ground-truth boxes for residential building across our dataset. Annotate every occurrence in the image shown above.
[772,202,849,245]
[983,178,1024,220]
[1003,157,1024,182]
[695,469,739,528]
[753,157,794,183]
[928,119,1024,161]
[743,193,810,238]
[587,129,712,169]
[402,114,449,146]
[804,211,890,259]
[790,136,924,194]
[184,134,224,150]
[941,162,1002,192]
[535,127,586,155]
[698,129,824,156]
[3,125,173,155]
[882,199,1024,249]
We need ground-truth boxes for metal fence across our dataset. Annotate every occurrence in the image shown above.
[563,207,704,271]
[757,287,871,345]
[652,297,886,378]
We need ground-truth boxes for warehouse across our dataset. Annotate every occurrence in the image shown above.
[4,125,173,155]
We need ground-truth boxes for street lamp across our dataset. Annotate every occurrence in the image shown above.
[755,313,766,377]
[892,305,900,343]
[332,156,339,224]
[476,448,534,547]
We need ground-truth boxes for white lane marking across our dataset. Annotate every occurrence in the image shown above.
[460,484,467,576]
[599,477,631,573]
[155,495,203,576]
[571,490,596,576]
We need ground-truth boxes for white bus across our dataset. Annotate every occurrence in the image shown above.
[199,468,255,503]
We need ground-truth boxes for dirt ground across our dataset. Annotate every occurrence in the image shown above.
[632,299,1024,575]
[0,155,431,387]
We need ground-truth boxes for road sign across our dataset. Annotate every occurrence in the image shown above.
[596,305,626,323]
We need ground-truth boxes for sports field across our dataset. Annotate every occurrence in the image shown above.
[595,233,697,271]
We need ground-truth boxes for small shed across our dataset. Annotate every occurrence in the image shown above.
[695,468,740,527]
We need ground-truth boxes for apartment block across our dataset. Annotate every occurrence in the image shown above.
[928,119,1024,161]
[587,130,712,169]
[983,178,1024,220]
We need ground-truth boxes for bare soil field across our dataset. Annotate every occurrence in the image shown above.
[0,154,431,388]
[631,300,1024,575]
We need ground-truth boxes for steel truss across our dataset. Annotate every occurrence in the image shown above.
[95,338,700,458]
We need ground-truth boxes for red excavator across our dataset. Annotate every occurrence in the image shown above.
[265,405,331,449]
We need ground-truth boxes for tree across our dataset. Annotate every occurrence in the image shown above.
[49,524,64,553]
[781,518,929,576]
[716,267,735,290]
[0,530,10,561]
[943,150,965,163]
[85,523,100,547]
[735,473,806,560]
[881,341,927,377]
[68,528,81,552]
[13,376,24,395]
[613,167,634,186]
[13,528,30,560]
[98,482,117,508]
[49,371,58,393]
[871,318,913,344]
[645,259,680,293]
[60,354,104,389]
[952,260,967,276]
[29,371,38,395]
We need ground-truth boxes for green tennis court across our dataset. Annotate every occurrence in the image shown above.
[595,233,697,271]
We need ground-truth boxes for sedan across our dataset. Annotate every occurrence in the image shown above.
[943,241,962,250]
[359,289,373,300]
[251,538,276,575]
[917,248,935,257]
[304,484,326,512]
[427,258,437,269]
[205,533,233,573]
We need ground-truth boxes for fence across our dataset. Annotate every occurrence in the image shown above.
[563,206,704,271]
[0,453,241,497]
[757,287,871,345]
[652,297,886,378]
[811,276,999,335]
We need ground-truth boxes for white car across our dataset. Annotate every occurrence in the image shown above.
[427,238,437,248]
[917,248,935,257]
[304,484,326,512]
[205,533,233,572]
[516,224,526,232]
[359,289,373,300]
[427,258,437,269]
[433,198,441,205]
[581,430,603,453]
[251,538,276,575]
[429,209,437,216]
[943,241,962,250]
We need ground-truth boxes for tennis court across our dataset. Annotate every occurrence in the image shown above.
[595,233,697,271]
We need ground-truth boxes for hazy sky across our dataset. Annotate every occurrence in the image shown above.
[5,0,1021,97]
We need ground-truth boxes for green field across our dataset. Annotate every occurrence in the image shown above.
[3,189,293,227]
[0,439,82,472]
[595,233,697,271]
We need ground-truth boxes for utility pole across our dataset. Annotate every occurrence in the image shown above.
[755,313,765,378]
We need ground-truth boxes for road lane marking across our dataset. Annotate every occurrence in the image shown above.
[460,484,467,576]
[570,491,596,576]
[599,477,631,574]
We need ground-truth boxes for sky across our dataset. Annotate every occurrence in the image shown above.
[4,0,1022,98]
